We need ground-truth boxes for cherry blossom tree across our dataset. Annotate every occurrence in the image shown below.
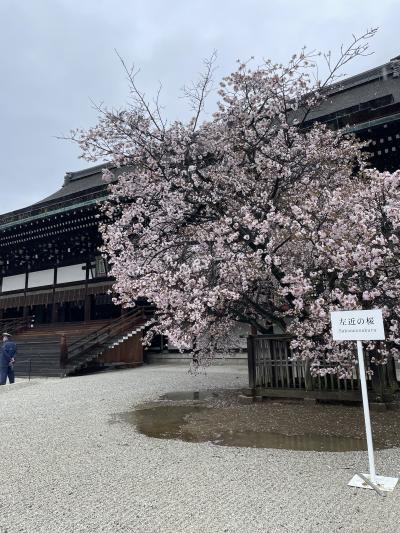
[284,168,400,376]
[71,29,400,373]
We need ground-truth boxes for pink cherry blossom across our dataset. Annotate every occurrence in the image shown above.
[72,31,398,375]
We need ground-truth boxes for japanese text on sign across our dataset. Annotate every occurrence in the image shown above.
[331,309,385,341]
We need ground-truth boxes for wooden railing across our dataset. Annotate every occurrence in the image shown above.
[0,316,35,336]
[247,334,398,402]
[13,359,32,381]
[60,309,147,368]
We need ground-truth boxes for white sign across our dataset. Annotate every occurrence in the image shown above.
[330,308,397,493]
[330,309,385,341]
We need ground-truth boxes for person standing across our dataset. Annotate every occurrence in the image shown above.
[0,332,17,385]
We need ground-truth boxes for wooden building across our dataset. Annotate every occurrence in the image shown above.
[301,54,400,171]
[0,164,112,322]
[0,164,146,376]
[2,56,400,377]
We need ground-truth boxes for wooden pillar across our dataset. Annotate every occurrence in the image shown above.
[247,336,256,389]
[51,302,58,323]
[23,270,29,319]
[304,356,314,392]
[369,352,383,400]
[84,261,91,322]
[60,334,68,367]
[84,294,92,322]
[386,354,398,390]
[58,303,66,322]
[51,267,57,323]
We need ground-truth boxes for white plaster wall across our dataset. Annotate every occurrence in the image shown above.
[28,268,55,288]
[56,264,87,284]
[1,273,26,292]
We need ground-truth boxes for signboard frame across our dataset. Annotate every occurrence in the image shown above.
[330,309,397,494]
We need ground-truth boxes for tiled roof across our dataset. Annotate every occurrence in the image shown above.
[0,163,117,227]
[298,56,400,125]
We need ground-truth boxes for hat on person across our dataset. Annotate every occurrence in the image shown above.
[2,332,11,337]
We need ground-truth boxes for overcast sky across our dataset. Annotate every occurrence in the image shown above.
[0,0,399,214]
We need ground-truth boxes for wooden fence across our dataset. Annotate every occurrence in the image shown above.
[247,335,398,402]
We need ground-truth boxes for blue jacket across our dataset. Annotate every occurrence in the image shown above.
[1,340,17,368]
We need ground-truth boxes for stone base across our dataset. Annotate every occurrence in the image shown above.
[348,473,398,493]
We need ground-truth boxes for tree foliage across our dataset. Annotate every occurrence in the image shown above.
[72,29,400,373]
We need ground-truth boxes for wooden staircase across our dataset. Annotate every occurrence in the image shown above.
[12,310,148,377]
[61,309,147,376]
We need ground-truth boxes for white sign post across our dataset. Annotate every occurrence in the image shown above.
[330,309,398,495]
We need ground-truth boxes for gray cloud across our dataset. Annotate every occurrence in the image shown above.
[0,0,399,213]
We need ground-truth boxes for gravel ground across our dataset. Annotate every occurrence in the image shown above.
[0,364,399,533]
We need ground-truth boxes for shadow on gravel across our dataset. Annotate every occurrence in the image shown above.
[117,389,400,451]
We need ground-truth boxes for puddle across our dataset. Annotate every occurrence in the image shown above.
[116,389,400,451]
[127,405,368,451]
[124,406,208,442]
[211,430,367,451]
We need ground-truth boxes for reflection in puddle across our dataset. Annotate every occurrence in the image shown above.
[211,430,367,451]
[124,404,370,452]
[124,406,207,441]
